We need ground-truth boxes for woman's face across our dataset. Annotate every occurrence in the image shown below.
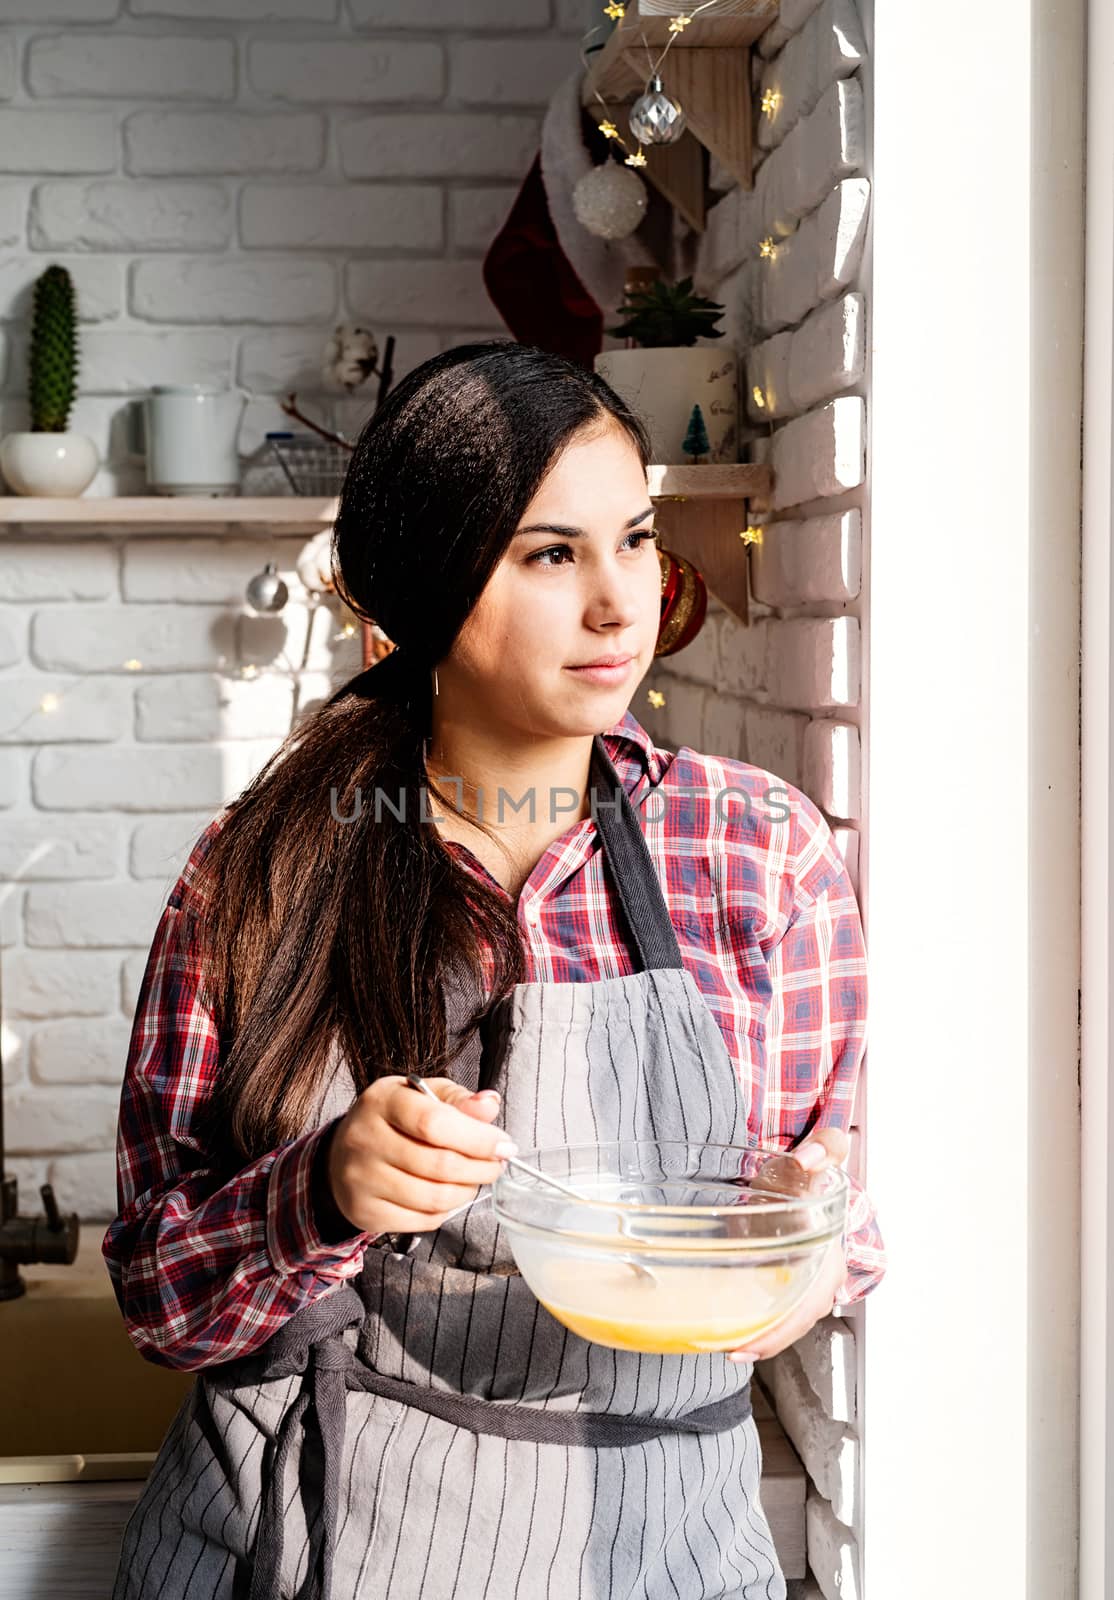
[442,421,662,744]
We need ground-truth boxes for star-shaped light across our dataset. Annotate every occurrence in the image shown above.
[604,2,625,19]
[625,148,648,166]
[668,14,692,32]
[761,87,782,119]
[739,525,762,546]
[751,385,767,410]
[759,236,778,260]
[647,689,666,709]
[598,119,619,139]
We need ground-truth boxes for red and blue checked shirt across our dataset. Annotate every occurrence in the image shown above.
[103,708,884,1371]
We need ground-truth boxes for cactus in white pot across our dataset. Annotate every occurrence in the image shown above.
[0,264,99,496]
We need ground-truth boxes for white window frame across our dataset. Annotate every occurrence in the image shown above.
[861,1,1083,1593]
[1081,0,1114,1591]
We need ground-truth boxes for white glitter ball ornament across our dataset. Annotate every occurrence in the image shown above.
[629,74,687,145]
[571,160,649,240]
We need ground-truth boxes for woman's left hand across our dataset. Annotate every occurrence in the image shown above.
[724,1127,849,1366]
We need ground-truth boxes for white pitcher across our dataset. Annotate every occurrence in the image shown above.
[141,383,250,496]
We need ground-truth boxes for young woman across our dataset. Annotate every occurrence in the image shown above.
[104,340,884,1600]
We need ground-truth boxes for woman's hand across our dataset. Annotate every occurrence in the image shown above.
[724,1126,850,1365]
[326,1076,518,1237]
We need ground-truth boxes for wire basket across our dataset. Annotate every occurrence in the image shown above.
[266,431,352,496]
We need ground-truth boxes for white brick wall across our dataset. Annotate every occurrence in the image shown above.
[642,4,870,1596]
[0,1,586,490]
[0,527,363,1217]
[0,0,584,1187]
[646,8,869,862]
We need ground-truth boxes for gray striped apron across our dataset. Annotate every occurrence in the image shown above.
[112,735,786,1600]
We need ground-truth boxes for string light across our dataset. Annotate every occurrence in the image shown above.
[751,385,767,410]
[647,689,666,709]
[758,236,778,261]
[760,87,782,119]
[739,524,762,546]
[580,0,725,168]
[21,562,352,718]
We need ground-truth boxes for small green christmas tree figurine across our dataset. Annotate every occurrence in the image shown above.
[682,403,710,463]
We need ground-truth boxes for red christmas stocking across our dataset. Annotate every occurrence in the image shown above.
[483,148,603,370]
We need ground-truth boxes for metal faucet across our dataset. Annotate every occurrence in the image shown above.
[0,955,79,1301]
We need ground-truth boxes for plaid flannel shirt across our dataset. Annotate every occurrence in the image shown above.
[103,709,884,1370]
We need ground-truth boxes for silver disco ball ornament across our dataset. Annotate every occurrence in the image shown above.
[629,74,687,146]
[245,561,289,614]
[571,160,649,240]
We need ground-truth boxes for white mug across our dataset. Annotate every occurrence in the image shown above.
[140,383,250,496]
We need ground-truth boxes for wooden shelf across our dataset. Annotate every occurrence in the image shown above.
[653,467,765,624]
[581,0,780,228]
[650,464,769,625]
[0,495,339,533]
[0,467,771,532]
[0,466,772,631]
[647,462,770,499]
[583,4,779,101]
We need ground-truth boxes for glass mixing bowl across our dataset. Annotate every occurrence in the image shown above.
[491,1140,849,1355]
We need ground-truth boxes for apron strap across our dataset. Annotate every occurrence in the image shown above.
[590,734,684,973]
[212,1286,365,1600]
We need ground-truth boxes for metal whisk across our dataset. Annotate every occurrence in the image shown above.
[403,1075,659,1285]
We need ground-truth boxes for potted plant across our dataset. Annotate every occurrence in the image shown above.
[0,264,99,496]
[593,275,737,464]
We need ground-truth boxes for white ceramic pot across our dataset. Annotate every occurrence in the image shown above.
[0,431,100,497]
[593,345,737,464]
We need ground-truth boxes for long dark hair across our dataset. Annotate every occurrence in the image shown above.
[191,340,653,1167]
